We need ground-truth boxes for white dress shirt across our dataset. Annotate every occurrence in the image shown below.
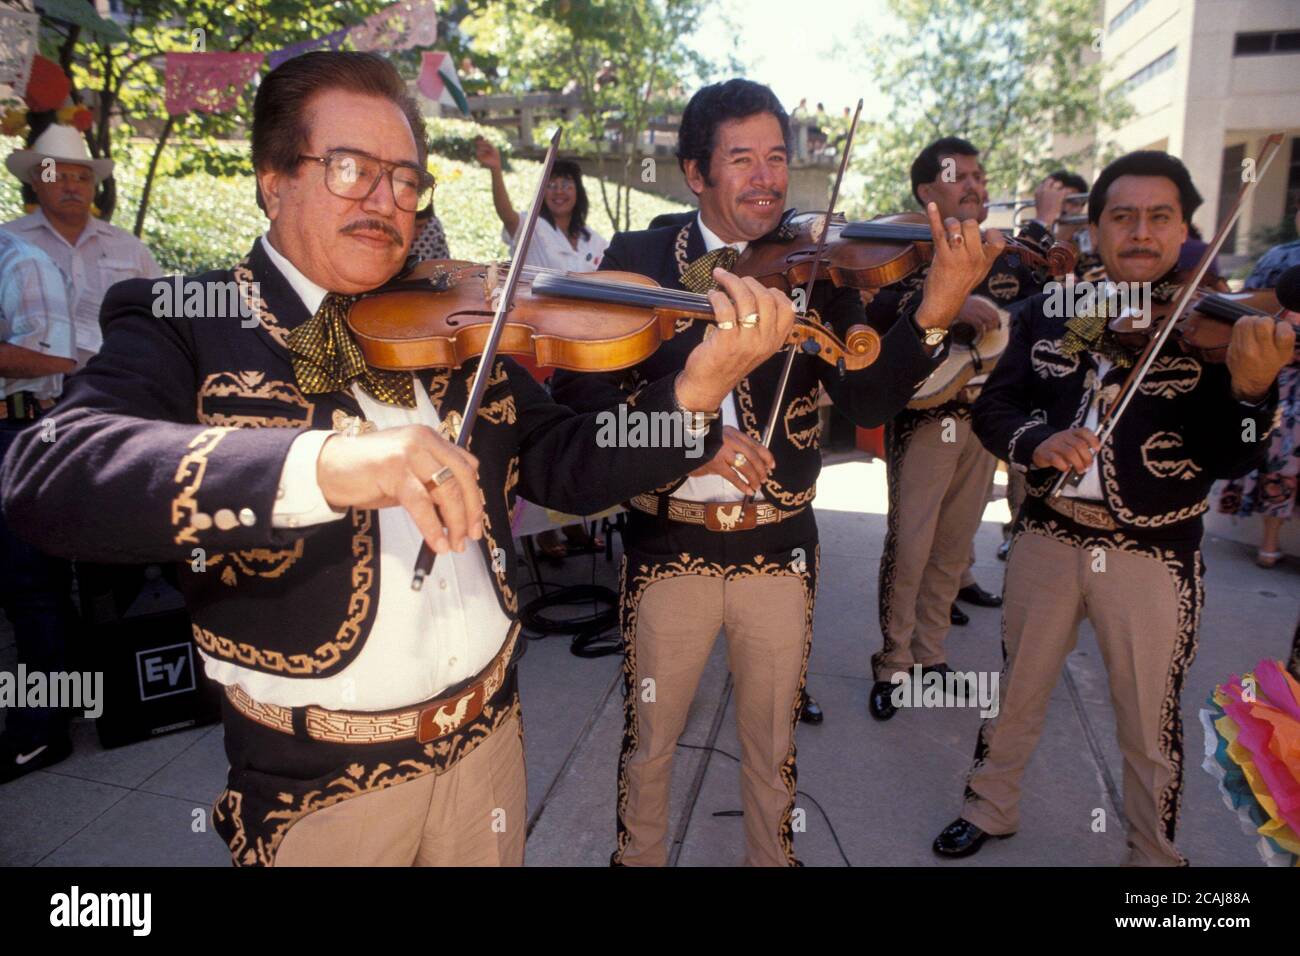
[197,236,512,711]
[673,214,763,503]
[503,216,608,272]
[1061,355,1111,501]
[1,209,160,366]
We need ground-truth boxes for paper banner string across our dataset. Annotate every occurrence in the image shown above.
[417,51,469,115]
[349,0,439,52]
[0,7,40,99]
[266,28,351,71]
[165,52,265,117]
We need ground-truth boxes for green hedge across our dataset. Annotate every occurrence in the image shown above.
[0,133,688,274]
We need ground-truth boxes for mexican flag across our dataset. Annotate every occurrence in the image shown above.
[418,51,469,115]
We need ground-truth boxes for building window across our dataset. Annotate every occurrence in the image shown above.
[1234,31,1300,56]
[1121,47,1176,94]
[1108,0,1151,35]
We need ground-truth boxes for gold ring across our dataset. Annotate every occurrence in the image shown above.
[716,319,735,330]
[733,452,748,468]
[739,312,759,328]
[430,466,455,488]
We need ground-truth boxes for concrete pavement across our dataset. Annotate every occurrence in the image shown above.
[2,454,1295,866]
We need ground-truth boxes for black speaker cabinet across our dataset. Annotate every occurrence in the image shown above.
[76,563,220,749]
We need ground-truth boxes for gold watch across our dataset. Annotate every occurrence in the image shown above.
[921,325,948,347]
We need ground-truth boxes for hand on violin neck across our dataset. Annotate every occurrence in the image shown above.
[1227,314,1295,403]
[914,202,1005,330]
[1033,177,1068,230]
[676,269,796,412]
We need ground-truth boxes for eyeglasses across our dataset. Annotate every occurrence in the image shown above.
[545,178,576,193]
[298,149,435,212]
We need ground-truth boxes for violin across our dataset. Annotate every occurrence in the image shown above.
[735,209,1078,292]
[1108,284,1296,363]
[346,258,882,375]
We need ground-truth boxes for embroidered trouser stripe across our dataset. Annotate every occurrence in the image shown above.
[875,410,996,680]
[614,553,816,866]
[961,523,1200,865]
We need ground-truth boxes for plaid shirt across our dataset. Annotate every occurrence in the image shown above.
[0,230,75,400]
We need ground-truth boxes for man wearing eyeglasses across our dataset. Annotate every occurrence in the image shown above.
[1,51,796,866]
[3,118,161,368]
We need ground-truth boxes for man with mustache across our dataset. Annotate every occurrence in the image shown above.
[1,52,796,866]
[865,137,1065,721]
[934,150,1292,864]
[3,118,160,368]
[552,82,1001,866]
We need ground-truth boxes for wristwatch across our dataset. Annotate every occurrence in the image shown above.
[673,372,721,434]
[918,323,948,348]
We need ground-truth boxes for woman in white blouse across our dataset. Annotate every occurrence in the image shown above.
[473,137,609,272]
[474,136,609,559]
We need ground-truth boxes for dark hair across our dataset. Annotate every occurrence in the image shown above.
[250,51,427,212]
[1088,150,1201,224]
[910,136,979,204]
[676,79,791,186]
[1047,169,1089,195]
[541,158,590,242]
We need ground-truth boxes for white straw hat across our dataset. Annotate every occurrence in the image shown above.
[5,123,114,185]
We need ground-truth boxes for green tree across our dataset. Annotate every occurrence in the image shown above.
[460,0,717,233]
[840,0,1133,216]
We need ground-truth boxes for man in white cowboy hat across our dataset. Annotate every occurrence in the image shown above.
[3,120,160,367]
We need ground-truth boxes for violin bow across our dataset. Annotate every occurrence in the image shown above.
[747,98,863,503]
[412,127,564,590]
[1048,132,1283,498]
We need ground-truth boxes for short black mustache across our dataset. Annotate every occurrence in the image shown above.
[340,219,403,245]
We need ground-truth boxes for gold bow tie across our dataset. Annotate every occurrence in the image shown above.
[286,292,416,408]
[680,245,740,294]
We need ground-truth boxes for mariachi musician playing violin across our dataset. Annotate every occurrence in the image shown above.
[0,52,799,867]
[552,81,1003,867]
[933,149,1293,865]
[865,136,1071,722]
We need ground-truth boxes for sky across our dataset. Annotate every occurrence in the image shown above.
[688,0,900,121]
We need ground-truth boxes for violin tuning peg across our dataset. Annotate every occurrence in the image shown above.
[800,338,821,355]
[837,357,847,377]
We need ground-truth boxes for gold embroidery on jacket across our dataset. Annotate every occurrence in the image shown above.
[172,427,235,545]
[783,386,822,449]
[197,371,314,429]
[190,508,376,673]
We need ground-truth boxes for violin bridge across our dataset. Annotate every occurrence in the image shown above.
[483,261,500,303]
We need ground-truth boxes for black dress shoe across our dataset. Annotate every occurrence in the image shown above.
[868,681,898,720]
[950,603,969,626]
[933,818,1014,858]
[957,583,1003,607]
[799,690,824,724]
[921,662,951,678]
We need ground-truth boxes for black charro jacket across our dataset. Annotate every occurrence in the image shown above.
[974,290,1280,544]
[0,240,722,680]
[550,215,942,513]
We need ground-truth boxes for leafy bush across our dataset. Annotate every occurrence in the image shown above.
[425,116,512,166]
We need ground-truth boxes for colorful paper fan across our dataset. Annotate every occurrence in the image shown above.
[1200,660,1300,866]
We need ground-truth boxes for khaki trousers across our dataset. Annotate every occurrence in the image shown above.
[875,411,997,680]
[274,713,526,866]
[617,571,811,867]
[962,525,1201,866]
